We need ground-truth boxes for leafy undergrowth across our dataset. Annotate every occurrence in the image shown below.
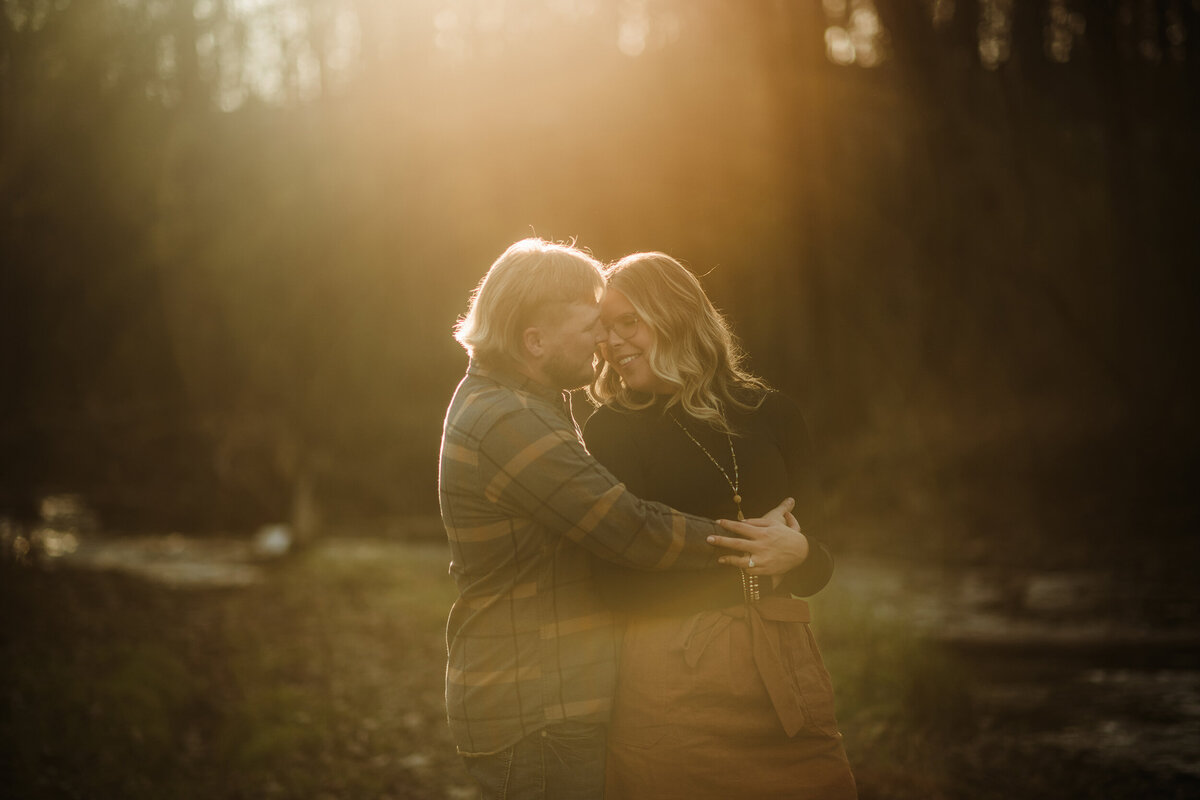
[3,538,1196,799]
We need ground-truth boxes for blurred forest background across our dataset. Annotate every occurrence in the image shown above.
[3,1,1200,798]
[1,0,1198,572]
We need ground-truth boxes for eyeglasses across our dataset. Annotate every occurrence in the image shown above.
[603,313,640,340]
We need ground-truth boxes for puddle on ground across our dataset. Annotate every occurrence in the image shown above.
[977,668,1200,779]
[1,494,272,588]
[61,533,267,588]
[2,498,440,589]
[833,557,1199,647]
[1039,669,1200,777]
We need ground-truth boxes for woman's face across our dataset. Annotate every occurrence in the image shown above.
[599,288,676,395]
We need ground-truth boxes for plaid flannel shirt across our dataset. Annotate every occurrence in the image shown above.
[438,361,722,754]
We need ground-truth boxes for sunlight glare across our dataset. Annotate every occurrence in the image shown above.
[295,46,322,103]
[216,0,359,105]
[977,0,1012,70]
[474,0,505,33]
[825,26,855,66]
[849,6,882,67]
[850,7,879,37]
[822,0,847,18]
[434,8,469,61]
[33,528,80,559]
[151,34,182,106]
[1046,0,1085,63]
[242,13,287,101]
[854,40,880,67]
[930,0,955,28]
[618,0,650,57]
[547,0,599,20]
[325,10,362,77]
[825,1,884,67]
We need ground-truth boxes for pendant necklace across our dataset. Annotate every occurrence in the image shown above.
[670,413,760,602]
[669,414,744,521]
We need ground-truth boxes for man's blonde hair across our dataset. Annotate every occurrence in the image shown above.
[454,238,604,363]
[589,252,769,433]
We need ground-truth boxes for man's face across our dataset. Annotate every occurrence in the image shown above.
[538,301,606,390]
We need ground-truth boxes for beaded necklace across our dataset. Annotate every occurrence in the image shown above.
[670,413,760,602]
[669,414,744,521]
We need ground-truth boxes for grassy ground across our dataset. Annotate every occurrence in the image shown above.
[2,538,1196,799]
[1,541,472,799]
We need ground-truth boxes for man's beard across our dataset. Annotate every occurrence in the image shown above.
[543,351,597,391]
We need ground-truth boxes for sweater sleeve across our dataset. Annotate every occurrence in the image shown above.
[764,393,836,598]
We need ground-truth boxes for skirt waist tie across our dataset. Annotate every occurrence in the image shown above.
[671,596,813,736]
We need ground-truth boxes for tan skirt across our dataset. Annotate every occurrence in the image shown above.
[605,597,857,800]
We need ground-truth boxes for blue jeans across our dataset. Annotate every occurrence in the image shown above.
[461,721,607,800]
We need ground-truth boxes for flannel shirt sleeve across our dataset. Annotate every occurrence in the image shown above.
[476,403,721,571]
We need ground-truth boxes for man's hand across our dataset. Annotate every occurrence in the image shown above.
[706,496,810,576]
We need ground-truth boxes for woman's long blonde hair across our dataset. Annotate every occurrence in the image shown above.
[589,252,769,434]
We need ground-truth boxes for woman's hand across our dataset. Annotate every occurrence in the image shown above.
[705,496,810,576]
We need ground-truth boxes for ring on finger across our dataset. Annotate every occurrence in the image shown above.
[747,557,756,569]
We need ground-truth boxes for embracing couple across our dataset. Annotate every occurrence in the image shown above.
[438,239,857,799]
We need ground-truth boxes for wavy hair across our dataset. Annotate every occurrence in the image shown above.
[454,238,604,364]
[589,252,769,433]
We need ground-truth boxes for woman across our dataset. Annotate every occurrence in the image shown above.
[584,253,857,799]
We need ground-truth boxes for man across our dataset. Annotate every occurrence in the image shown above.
[438,238,807,798]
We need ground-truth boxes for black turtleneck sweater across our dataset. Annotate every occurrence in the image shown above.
[582,392,835,616]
